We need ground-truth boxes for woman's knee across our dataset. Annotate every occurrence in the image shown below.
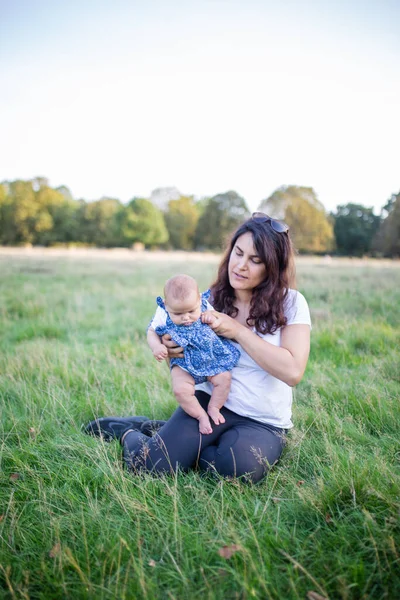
[122,420,201,475]
[200,446,267,482]
[199,427,284,483]
[199,435,263,483]
[122,430,175,474]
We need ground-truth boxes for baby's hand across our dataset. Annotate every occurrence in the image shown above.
[153,344,168,362]
[201,311,218,326]
[201,311,239,338]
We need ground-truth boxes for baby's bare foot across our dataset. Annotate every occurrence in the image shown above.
[208,406,226,426]
[198,414,213,435]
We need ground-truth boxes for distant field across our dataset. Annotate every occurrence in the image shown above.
[0,250,399,599]
[0,245,398,267]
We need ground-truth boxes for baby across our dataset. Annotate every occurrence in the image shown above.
[147,274,240,434]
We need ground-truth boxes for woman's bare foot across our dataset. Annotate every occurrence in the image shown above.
[208,405,226,426]
[198,413,213,434]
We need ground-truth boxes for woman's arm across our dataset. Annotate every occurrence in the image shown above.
[237,323,310,386]
[202,311,310,387]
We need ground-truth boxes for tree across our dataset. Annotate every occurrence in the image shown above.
[0,178,81,245]
[164,196,199,250]
[0,183,11,244]
[0,180,37,244]
[47,197,81,244]
[55,185,74,201]
[333,203,381,256]
[119,197,169,247]
[258,186,334,253]
[372,192,400,257]
[150,187,181,212]
[31,176,49,191]
[78,197,123,247]
[194,196,211,216]
[33,184,70,245]
[194,191,250,250]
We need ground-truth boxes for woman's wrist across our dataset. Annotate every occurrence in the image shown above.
[233,321,248,343]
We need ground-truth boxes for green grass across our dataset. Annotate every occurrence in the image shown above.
[1,252,399,599]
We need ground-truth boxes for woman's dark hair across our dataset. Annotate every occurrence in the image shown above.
[210,218,296,334]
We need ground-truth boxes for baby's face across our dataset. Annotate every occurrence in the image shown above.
[165,291,201,326]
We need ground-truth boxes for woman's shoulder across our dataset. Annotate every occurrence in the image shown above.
[287,288,308,304]
[284,289,311,326]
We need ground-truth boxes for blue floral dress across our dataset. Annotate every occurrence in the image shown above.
[154,291,241,384]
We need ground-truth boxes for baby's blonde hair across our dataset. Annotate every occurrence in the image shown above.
[164,274,199,303]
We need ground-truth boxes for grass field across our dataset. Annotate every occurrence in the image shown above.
[0,249,399,600]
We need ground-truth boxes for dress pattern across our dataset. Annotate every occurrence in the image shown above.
[154,290,241,384]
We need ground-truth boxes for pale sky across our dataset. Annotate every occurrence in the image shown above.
[1,0,399,214]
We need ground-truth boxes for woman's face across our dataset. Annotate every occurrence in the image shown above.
[228,232,267,293]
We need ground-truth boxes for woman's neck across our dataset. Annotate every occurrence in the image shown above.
[234,289,252,306]
[232,290,252,327]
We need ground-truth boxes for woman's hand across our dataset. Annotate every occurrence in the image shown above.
[161,334,184,358]
[201,311,241,339]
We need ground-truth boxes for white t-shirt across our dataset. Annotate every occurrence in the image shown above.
[196,289,311,429]
[150,289,311,429]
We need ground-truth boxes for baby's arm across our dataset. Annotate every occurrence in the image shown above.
[147,327,168,362]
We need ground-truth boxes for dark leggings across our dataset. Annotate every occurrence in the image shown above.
[123,392,286,483]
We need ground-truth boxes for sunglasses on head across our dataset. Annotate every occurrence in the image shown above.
[251,212,289,233]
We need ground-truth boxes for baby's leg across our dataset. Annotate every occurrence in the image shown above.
[207,371,231,426]
[171,367,213,434]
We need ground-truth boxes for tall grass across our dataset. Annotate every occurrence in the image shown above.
[1,252,399,599]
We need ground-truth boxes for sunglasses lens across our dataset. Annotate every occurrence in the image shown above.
[251,212,289,233]
[270,220,289,233]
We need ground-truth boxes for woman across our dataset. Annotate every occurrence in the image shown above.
[84,213,311,483]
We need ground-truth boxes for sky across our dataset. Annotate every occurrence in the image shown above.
[1,0,399,214]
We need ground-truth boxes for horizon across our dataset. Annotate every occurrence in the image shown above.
[0,177,394,216]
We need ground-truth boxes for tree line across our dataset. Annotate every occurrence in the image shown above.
[0,177,399,256]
